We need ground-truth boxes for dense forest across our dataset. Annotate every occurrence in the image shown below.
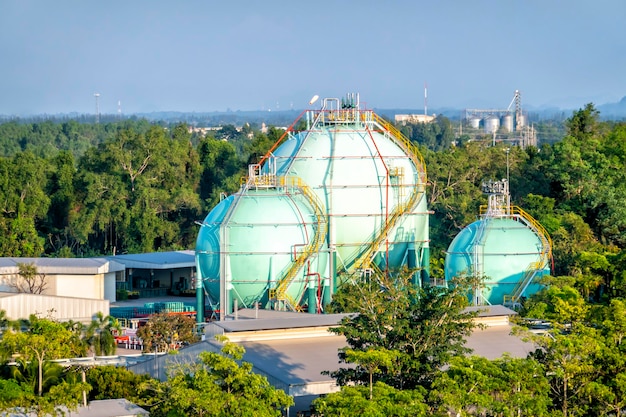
[1,104,626,415]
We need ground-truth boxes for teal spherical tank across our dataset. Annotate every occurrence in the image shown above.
[445,217,549,305]
[195,97,430,318]
[266,125,429,271]
[196,188,322,309]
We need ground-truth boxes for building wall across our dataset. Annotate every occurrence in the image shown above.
[0,293,109,323]
[55,273,104,300]
[104,272,117,302]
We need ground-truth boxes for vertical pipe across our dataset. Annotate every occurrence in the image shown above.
[327,122,336,303]
[308,274,316,314]
[222,255,233,319]
[195,257,204,323]
[322,276,331,308]
[421,246,430,286]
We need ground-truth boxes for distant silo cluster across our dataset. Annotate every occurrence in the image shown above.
[463,90,535,147]
[195,94,429,320]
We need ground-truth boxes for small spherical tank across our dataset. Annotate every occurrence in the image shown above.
[196,188,321,309]
[444,217,548,305]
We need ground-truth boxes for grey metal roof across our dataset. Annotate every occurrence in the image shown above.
[241,335,348,385]
[238,324,534,392]
[66,399,148,417]
[465,324,536,359]
[107,250,195,270]
[0,257,124,275]
[214,310,354,333]
[464,304,518,317]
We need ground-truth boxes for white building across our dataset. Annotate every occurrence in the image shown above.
[0,257,124,322]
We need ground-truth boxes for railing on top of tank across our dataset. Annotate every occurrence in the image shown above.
[369,113,427,186]
[309,108,360,125]
[479,205,552,261]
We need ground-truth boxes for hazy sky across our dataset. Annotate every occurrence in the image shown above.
[1,1,625,115]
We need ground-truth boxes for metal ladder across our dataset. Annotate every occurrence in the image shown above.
[268,176,328,311]
[351,113,427,272]
[502,206,552,307]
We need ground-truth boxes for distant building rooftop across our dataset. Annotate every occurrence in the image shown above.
[0,257,124,275]
[107,250,195,270]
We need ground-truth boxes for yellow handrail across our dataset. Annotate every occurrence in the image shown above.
[352,113,427,271]
[494,206,552,305]
[269,176,328,311]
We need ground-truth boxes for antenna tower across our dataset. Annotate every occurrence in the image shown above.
[94,93,101,124]
[424,82,428,116]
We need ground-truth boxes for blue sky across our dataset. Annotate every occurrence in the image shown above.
[1,1,625,115]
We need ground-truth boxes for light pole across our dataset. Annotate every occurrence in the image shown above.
[505,148,510,185]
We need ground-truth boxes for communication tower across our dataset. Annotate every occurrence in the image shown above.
[94,93,101,124]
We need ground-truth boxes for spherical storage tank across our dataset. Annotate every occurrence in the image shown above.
[444,198,551,306]
[196,94,430,318]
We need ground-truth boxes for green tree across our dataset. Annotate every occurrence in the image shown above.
[8,262,48,294]
[529,324,603,416]
[0,315,85,396]
[344,347,398,400]
[148,340,293,417]
[313,382,428,417]
[0,151,49,256]
[86,365,155,404]
[198,137,242,209]
[136,312,198,353]
[430,355,551,416]
[86,312,121,356]
[329,272,478,389]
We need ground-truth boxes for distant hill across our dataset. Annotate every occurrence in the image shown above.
[597,96,626,119]
[2,98,625,125]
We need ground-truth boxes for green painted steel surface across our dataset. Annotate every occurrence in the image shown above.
[196,188,320,308]
[196,117,429,314]
[445,217,548,304]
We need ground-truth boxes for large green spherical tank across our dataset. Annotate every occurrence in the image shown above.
[195,99,429,318]
[266,125,428,271]
[196,188,321,309]
[444,217,549,305]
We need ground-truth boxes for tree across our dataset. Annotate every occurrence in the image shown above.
[0,151,49,256]
[528,324,603,416]
[148,340,293,417]
[328,271,478,389]
[136,312,198,353]
[430,355,551,416]
[0,377,89,417]
[344,347,398,400]
[313,382,428,417]
[8,262,47,294]
[86,365,155,404]
[0,315,85,396]
[86,312,121,356]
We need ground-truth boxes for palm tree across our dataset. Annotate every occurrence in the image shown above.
[87,312,121,356]
[10,357,64,395]
[64,319,89,357]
